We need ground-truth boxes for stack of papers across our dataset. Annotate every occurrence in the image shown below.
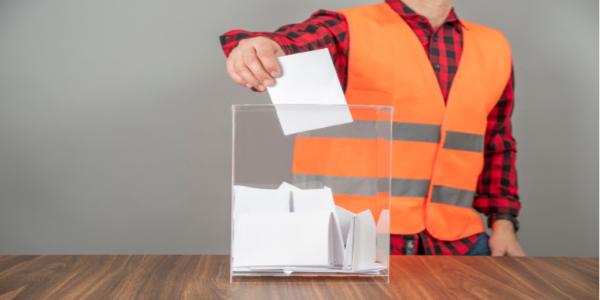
[231,184,386,275]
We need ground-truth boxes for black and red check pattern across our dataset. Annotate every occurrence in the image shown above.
[220,0,520,255]
[389,2,463,100]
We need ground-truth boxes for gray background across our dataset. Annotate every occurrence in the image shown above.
[0,0,597,256]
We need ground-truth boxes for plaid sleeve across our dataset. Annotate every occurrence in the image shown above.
[219,10,350,90]
[473,67,521,217]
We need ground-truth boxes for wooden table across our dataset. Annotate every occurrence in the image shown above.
[0,255,597,299]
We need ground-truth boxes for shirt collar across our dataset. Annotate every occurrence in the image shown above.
[385,0,468,30]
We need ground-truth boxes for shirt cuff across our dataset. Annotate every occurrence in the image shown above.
[220,31,290,58]
[472,195,521,218]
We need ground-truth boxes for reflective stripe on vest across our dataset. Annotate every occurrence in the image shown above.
[297,121,441,143]
[430,185,476,208]
[298,121,485,152]
[444,131,484,153]
[292,173,431,198]
[292,173,476,207]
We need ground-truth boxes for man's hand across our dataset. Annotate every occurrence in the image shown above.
[226,37,285,91]
[488,219,526,256]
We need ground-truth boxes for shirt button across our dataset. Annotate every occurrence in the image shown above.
[433,63,440,69]
[432,35,438,42]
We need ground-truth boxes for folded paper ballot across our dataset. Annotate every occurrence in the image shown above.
[350,210,377,271]
[266,48,353,135]
[335,205,354,244]
[376,209,390,265]
[232,184,383,274]
[277,181,301,192]
[233,186,290,216]
[232,211,334,268]
[288,188,345,267]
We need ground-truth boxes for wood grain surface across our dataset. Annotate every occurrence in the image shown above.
[0,255,597,300]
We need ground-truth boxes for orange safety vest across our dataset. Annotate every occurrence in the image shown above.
[291,3,512,241]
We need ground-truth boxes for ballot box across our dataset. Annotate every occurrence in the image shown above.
[231,104,393,283]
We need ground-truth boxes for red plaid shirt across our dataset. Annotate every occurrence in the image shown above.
[220,0,520,255]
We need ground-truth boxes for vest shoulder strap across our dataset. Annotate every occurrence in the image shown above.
[339,3,397,24]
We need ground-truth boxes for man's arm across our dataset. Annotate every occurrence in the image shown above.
[219,10,349,91]
[473,67,525,256]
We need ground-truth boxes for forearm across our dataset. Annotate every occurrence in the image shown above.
[473,68,521,218]
[219,10,349,91]
[473,148,520,216]
[219,10,348,57]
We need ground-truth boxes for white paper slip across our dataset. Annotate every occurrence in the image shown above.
[277,182,301,191]
[292,188,345,267]
[232,211,334,268]
[376,209,390,234]
[267,48,353,135]
[233,186,290,217]
[343,216,355,269]
[352,210,377,271]
[376,209,390,265]
[335,205,354,244]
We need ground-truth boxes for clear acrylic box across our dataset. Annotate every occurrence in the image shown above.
[231,104,393,283]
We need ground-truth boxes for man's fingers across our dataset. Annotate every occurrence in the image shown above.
[242,47,272,91]
[226,58,251,88]
[224,37,286,90]
[234,61,261,90]
[256,43,281,78]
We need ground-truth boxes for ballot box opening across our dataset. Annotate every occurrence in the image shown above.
[231,104,393,284]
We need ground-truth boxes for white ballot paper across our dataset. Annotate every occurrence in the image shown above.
[350,210,378,271]
[232,211,334,268]
[277,181,301,192]
[232,186,291,258]
[292,188,345,267]
[335,205,355,244]
[343,209,379,271]
[279,181,353,244]
[376,209,390,265]
[233,186,290,218]
[267,48,353,135]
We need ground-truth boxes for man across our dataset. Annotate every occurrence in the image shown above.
[220,0,525,256]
